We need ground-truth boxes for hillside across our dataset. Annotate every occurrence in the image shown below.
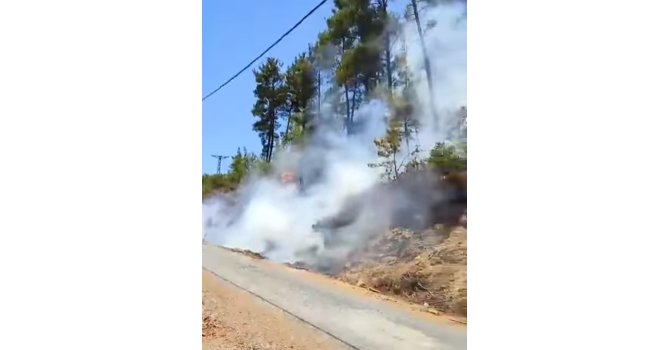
[204,169,468,318]
[336,223,467,317]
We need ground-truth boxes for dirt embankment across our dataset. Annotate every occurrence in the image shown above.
[336,224,467,318]
[224,222,469,319]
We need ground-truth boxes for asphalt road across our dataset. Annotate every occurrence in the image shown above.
[202,245,467,350]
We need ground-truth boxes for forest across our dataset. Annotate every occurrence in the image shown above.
[203,0,467,198]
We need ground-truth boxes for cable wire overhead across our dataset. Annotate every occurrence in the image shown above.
[202,0,328,102]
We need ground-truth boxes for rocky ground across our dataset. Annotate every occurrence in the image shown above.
[336,224,467,318]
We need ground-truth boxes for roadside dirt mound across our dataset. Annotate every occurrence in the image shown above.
[202,291,228,338]
[337,225,467,317]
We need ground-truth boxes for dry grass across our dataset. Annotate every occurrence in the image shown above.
[338,225,467,317]
[228,248,266,260]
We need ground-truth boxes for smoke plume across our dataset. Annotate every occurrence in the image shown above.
[203,2,466,272]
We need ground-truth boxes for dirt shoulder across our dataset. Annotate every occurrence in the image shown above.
[202,270,347,350]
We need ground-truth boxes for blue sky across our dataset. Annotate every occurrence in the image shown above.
[202,0,409,174]
[202,0,335,174]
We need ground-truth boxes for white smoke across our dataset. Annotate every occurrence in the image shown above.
[203,102,387,264]
[402,1,467,152]
[203,2,466,269]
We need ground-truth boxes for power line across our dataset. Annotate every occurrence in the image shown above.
[202,0,328,102]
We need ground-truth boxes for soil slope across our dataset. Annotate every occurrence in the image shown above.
[336,224,467,317]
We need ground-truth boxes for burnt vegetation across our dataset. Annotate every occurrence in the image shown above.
[204,0,467,317]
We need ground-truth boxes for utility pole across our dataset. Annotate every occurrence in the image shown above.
[211,154,229,175]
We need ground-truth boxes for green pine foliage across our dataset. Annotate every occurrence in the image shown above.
[206,0,468,197]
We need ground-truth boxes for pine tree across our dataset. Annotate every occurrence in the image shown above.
[284,53,316,144]
[408,0,438,124]
[251,57,287,162]
[374,0,394,94]
[427,142,467,172]
[321,2,356,133]
[321,0,386,134]
[226,147,260,185]
[371,118,403,180]
[306,43,323,122]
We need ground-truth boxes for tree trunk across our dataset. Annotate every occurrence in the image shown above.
[344,83,351,134]
[404,117,410,151]
[401,32,411,151]
[380,0,392,93]
[385,32,393,93]
[411,0,439,125]
[392,150,399,180]
[284,110,292,143]
[299,108,307,130]
[268,110,275,162]
[268,80,277,162]
[317,71,321,120]
[350,86,357,126]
